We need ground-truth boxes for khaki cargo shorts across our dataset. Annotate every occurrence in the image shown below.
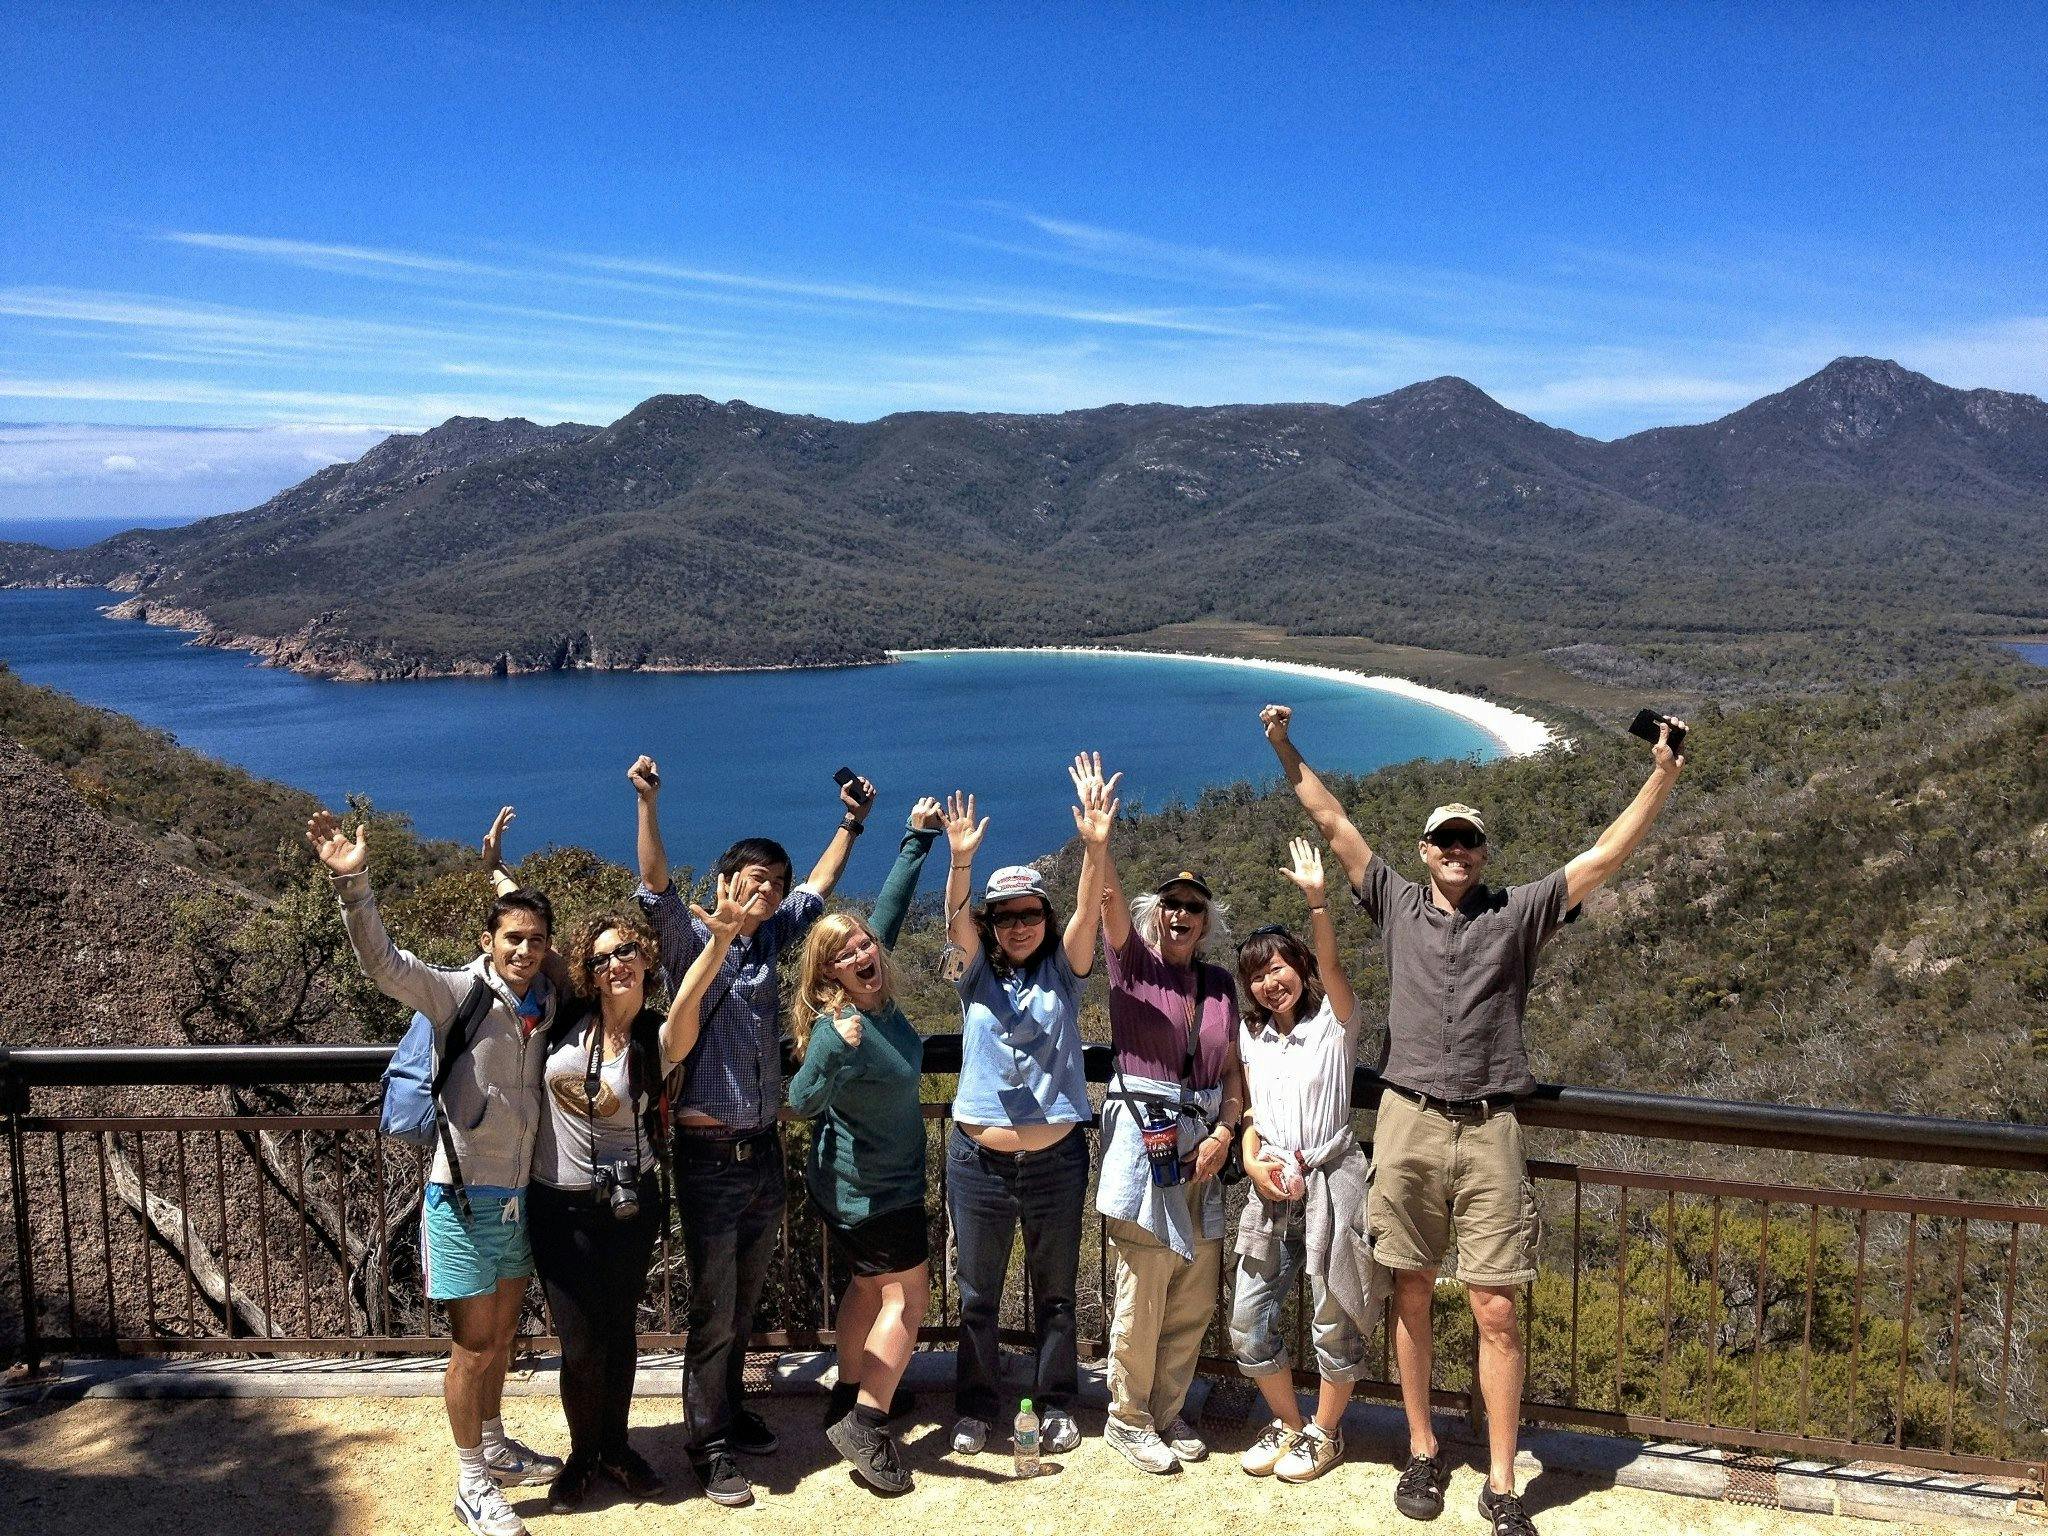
[1366,1086,1538,1287]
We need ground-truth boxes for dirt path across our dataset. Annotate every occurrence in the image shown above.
[0,1391,1953,1536]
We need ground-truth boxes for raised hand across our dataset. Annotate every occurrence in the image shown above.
[1069,755,1122,847]
[839,772,877,820]
[306,810,367,877]
[480,805,515,870]
[690,872,752,942]
[627,755,661,799]
[910,795,943,832]
[1653,717,1688,775]
[1280,836,1327,906]
[1260,703,1292,747]
[831,1003,864,1049]
[944,790,988,857]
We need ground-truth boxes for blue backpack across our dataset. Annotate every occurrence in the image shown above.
[380,977,495,1219]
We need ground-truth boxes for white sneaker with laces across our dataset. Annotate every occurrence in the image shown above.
[1275,1422,1343,1482]
[1040,1407,1080,1455]
[483,1435,563,1488]
[1104,1417,1179,1474]
[453,1478,528,1536]
[1241,1417,1298,1476]
[950,1416,990,1454]
[1163,1416,1208,1463]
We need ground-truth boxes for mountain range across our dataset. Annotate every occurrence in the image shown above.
[3,357,2043,686]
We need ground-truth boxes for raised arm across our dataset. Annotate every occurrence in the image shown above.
[1564,718,1687,909]
[1065,752,1120,976]
[307,810,469,1023]
[657,873,752,1067]
[871,797,942,950]
[1099,840,1134,955]
[629,755,670,894]
[941,790,987,962]
[1262,705,1374,889]
[800,773,876,898]
[481,804,569,990]
[1281,836,1355,1024]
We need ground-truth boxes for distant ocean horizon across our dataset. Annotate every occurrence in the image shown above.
[0,516,195,549]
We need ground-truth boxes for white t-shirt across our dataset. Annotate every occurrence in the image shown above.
[531,1019,656,1188]
[1238,996,1366,1154]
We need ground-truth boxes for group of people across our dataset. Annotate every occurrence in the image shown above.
[307,704,1687,1536]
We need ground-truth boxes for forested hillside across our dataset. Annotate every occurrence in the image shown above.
[6,358,2044,691]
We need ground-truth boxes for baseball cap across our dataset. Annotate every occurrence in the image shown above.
[1153,869,1214,899]
[983,866,1048,905]
[1422,803,1487,840]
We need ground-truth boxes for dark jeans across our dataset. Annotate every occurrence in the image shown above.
[945,1123,1088,1421]
[528,1179,667,1461]
[676,1135,787,1456]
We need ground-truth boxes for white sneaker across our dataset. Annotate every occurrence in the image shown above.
[1241,1417,1297,1476]
[1275,1423,1343,1483]
[950,1416,990,1454]
[1104,1417,1179,1474]
[453,1479,528,1536]
[1040,1407,1080,1455]
[1163,1416,1208,1463]
[483,1435,563,1488]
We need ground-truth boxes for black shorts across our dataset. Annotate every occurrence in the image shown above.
[817,1197,930,1277]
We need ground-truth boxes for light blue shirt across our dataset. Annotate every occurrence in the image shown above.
[950,946,1091,1129]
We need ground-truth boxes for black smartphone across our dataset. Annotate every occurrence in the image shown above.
[1627,708,1687,756]
[832,766,859,791]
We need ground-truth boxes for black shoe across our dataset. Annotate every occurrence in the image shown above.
[826,1409,913,1496]
[599,1444,665,1498]
[692,1450,754,1508]
[547,1456,598,1515]
[730,1406,779,1456]
[1394,1451,1449,1520]
[1478,1483,1540,1536]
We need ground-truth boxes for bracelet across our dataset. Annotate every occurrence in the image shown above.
[1308,905,1328,913]
[840,816,866,836]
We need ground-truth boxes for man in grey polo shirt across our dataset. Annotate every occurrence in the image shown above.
[1261,704,1686,1536]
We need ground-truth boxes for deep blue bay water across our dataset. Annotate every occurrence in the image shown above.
[2012,642,2048,669]
[0,588,1502,890]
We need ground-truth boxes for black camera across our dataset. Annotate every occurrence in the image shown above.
[593,1158,642,1222]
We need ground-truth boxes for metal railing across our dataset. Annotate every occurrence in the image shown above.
[3,1040,2044,1487]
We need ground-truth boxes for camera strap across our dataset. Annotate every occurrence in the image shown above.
[581,1012,645,1191]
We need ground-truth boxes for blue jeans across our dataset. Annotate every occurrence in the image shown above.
[676,1136,787,1456]
[945,1124,1088,1421]
[1227,1206,1368,1384]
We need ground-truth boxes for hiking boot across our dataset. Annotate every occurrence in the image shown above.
[1103,1417,1179,1474]
[730,1406,779,1456]
[1275,1423,1343,1483]
[598,1444,665,1497]
[545,1457,596,1516]
[826,1409,913,1495]
[1040,1406,1080,1455]
[1241,1417,1297,1476]
[1162,1416,1208,1463]
[692,1449,754,1508]
[1395,1450,1449,1519]
[452,1479,528,1536]
[483,1434,563,1488]
[1478,1483,1540,1536]
[949,1415,990,1454]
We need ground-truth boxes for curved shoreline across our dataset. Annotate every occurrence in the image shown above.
[889,645,1566,758]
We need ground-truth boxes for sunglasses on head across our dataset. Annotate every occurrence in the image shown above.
[1237,923,1291,949]
[1427,828,1486,851]
[590,941,642,970]
[1159,895,1208,916]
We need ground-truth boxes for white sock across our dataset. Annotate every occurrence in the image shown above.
[457,1443,490,1488]
[480,1416,508,1454]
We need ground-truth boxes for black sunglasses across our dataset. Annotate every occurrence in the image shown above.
[1159,896,1208,916]
[1237,923,1291,949]
[990,907,1047,930]
[1426,828,1486,851]
[590,941,643,970]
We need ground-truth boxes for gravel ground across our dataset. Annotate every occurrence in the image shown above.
[0,1390,1952,1536]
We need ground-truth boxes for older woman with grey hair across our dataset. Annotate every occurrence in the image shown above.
[1093,797,1246,1475]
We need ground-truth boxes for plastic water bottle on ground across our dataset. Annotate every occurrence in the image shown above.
[1013,1397,1040,1478]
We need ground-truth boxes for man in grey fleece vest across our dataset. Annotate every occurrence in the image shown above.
[311,808,563,1536]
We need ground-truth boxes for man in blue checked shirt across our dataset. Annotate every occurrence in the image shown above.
[627,753,873,1509]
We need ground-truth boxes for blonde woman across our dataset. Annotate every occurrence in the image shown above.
[785,797,940,1494]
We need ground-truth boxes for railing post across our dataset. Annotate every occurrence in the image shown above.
[1,1047,44,1377]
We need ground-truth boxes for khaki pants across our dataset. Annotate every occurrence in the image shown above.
[1104,1217,1223,1432]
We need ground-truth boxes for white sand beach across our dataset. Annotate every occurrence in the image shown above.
[889,645,1565,758]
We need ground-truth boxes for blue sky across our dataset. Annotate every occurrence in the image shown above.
[3,2,2044,523]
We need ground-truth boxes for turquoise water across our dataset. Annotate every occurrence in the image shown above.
[0,588,1501,890]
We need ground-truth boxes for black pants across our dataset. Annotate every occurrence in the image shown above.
[675,1135,787,1456]
[528,1179,667,1462]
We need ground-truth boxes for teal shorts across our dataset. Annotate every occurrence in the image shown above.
[421,1185,535,1302]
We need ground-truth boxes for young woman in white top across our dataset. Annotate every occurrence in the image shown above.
[1229,838,1374,1484]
